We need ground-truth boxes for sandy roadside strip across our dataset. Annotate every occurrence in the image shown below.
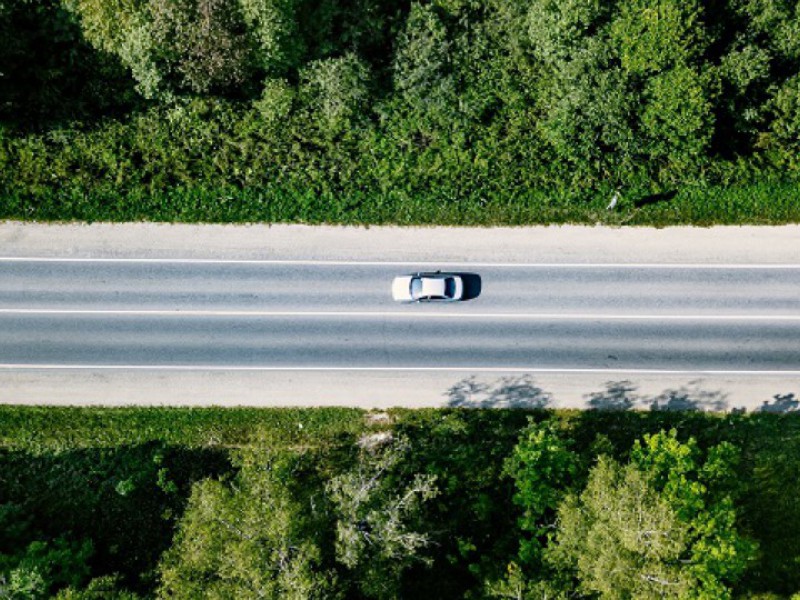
[2,222,799,264]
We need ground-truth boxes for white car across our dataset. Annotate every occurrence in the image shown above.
[392,272,464,302]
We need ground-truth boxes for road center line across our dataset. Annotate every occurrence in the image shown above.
[1,257,799,269]
[0,308,799,321]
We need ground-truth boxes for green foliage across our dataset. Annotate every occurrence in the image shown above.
[393,3,454,117]
[254,77,295,125]
[537,44,640,187]
[238,0,301,75]
[299,53,371,136]
[504,419,578,566]
[388,408,531,597]
[0,537,93,600]
[65,0,298,97]
[54,574,143,599]
[327,436,438,599]
[157,451,334,599]
[768,74,800,170]
[1,408,800,598]
[556,456,694,598]
[552,430,756,599]
[525,0,607,65]
[611,0,704,75]
[0,0,137,128]
[2,0,800,223]
[148,0,255,95]
[65,0,164,98]
[735,0,800,60]
[0,405,364,450]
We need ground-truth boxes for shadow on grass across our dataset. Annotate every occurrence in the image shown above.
[1,0,139,131]
[633,190,678,208]
[0,443,231,594]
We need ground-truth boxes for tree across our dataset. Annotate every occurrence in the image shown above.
[640,64,714,176]
[525,0,608,66]
[148,0,255,95]
[0,537,93,600]
[767,73,800,171]
[610,0,713,178]
[326,436,438,599]
[734,0,800,61]
[237,0,301,75]
[157,452,334,599]
[536,38,645,188]
[525,0,643,188]
[299,53,371,138]
[485,419,579,598]
[0,502,95,600]
[503,419,578,567]
[610,0,705,75]
[64,0,164,98]
[66,0,299,97]
[393,3,454,118]
[54,575,142,599]
[550,430,756,599]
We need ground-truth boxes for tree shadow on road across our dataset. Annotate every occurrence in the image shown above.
[445,377,791,414]
[585,381,638,411]
[758,393,799,413]
[646,382,729,412]
[445,375,551,408]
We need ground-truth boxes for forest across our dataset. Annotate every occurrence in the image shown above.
[1,0,799,224]
[1,404,799,599]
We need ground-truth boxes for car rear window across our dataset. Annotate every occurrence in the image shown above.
[411,278,423,298]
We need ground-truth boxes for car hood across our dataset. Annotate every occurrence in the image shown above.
[392,276,414,301]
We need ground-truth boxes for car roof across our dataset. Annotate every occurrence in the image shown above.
[419,277,447,297]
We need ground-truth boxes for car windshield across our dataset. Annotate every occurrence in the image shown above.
[444,278,455,297]
[410,278,423,299]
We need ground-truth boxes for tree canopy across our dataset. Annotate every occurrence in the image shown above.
[551,430,756,599]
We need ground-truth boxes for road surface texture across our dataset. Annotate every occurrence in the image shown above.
[1,222,798,411]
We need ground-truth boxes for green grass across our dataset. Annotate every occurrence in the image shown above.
[0,406,366,451]
[3,179,800,226]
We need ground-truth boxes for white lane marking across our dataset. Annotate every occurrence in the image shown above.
[0,308,799,321]
[1,257,799,269]
[1,364,799,375]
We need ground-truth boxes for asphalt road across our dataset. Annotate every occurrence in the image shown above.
[2,258,800,373]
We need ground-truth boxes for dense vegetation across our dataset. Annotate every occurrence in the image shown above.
[1,405,800,598]
[1,0,800,224]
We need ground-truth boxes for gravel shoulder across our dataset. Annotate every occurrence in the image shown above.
[2,222,799,264]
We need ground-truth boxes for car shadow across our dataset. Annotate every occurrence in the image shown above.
[455,272,482,301]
